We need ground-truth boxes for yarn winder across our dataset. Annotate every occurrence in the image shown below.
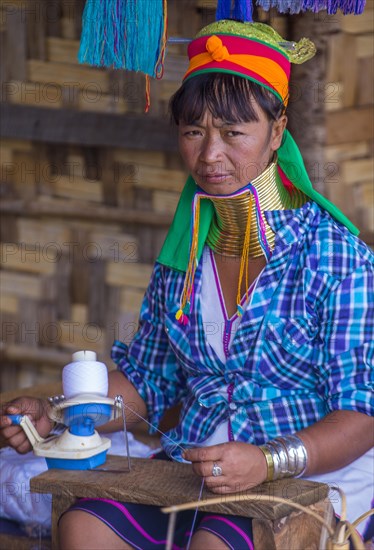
[8,351,124,470]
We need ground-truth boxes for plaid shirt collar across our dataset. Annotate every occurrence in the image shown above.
[265,200,319,246]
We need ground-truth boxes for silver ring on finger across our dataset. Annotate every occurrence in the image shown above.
[212,462,223,477]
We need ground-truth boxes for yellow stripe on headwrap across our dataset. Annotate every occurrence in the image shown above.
[185,49,289,106]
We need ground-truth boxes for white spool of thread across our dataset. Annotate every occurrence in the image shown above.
[62,350,108,399]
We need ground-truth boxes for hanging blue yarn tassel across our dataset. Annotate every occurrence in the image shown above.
[233,0,253,21]
[327,0,339,12]
[216,0,233,20]
[302,0,328,12]
[216,0,253,21]
[303,0,365,13]
[258,0,365,13]
[355,0,367,14]
[327,0,366,13]
[78,0,166,78]
[256,0,304,14]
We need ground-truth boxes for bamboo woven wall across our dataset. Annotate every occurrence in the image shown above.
[0,0,373,391]
[0,0,196,390]
[324,7,374,236]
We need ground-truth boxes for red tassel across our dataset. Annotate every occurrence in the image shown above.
[277,165,296,194]
[145,75,151,113]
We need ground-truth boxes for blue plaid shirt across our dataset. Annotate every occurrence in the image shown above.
[112,202,374,460]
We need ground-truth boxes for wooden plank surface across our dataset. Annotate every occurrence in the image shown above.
[4,3,27,81]
[0,198,174,226]
[356,35,374,58]
[30,455,329,521]
[341,13,374,34]
[342,34,357,107]
[357,57,374,106]
[0,271,42,299]
[0,103,179,151]
[106,262,153,289]
[51,175,103,202]
[135,165,186,192]
[120,288,145,314]
[0,294,18,314]
[5,79,63,109]
[0,243,56,275]
[28,59,108,90]
[341,158,374,184]
[325,141,369,162]
[326,107,373,144]
[0,346,70,373]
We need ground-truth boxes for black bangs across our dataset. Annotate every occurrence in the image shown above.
[169,73,284,125]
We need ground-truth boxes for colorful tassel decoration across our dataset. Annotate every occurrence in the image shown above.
[257,0,365,12]
[233,0,253,20]
[216,0,253,22]
[236,194,253,317]
[325,0,366,13]
[175,194,201,325]
[216,0,233,19]
[256,0,304,13]
[78,0,167,111]
[302,0,328,12]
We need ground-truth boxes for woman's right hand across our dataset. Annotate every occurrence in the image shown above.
[0,397,54,454]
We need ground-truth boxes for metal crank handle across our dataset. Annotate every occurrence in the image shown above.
[7,414,44,448]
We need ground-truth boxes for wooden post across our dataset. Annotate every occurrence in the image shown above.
[288,12,340,195]
[253,498,335,550]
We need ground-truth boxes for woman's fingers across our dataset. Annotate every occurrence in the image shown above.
[0,399,48,453]
[191,460,223,478]
[206,483,237,494]
[186,442,267,493]
[183,444,225,464]
[14,438,34,454]
[0,403,21,426]
[1,426,31,453]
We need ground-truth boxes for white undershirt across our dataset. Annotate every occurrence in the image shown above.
[200,246,260,446]
[200,247,260,362]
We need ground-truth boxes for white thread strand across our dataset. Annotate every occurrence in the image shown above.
[186,478,205,550]
[122,402,186,453]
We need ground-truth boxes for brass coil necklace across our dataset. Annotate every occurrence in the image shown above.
[206,161,307,258]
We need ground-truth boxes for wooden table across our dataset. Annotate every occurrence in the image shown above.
[30,455,334,550]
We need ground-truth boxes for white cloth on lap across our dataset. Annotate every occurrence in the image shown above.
[0,431,153,530]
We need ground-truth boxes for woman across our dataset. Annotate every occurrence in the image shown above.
[1,20,373,549]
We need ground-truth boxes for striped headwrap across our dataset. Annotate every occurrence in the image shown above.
[183,20,316,106]
[185,34,290,105]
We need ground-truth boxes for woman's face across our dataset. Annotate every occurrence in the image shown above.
[178,101,287,196]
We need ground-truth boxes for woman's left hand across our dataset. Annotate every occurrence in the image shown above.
[183,442,267,493]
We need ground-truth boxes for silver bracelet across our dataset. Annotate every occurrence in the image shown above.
[261,434,308,480]
[267,439,289,477]
[280,434,307,477]
[277,436,297,473]
[266,442,281,479]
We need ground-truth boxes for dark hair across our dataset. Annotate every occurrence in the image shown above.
[169,73,284,125]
